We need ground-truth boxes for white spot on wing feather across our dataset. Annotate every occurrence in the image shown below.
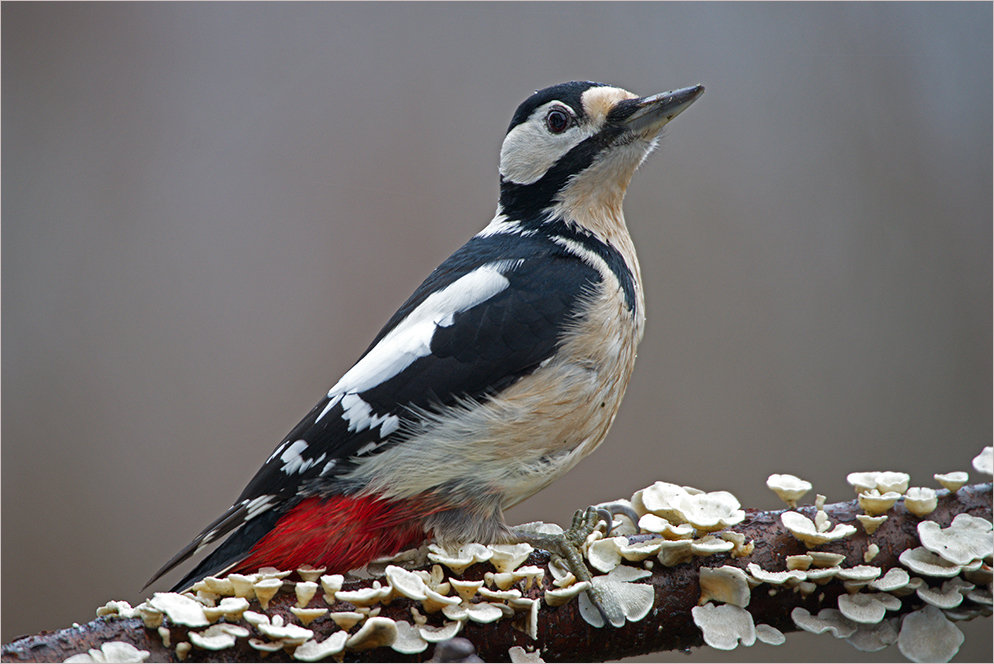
[245,495,274,520]
[279,439,325,475]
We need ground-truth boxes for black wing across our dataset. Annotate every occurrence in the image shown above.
[147,230,600,589]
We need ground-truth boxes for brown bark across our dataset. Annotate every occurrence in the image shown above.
[3,483,991,663]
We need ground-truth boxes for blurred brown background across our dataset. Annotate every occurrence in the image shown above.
[3,2,991,660]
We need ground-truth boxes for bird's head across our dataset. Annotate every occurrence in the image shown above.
[498,81,704,228]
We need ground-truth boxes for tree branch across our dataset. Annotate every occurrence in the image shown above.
[3,484,991,663]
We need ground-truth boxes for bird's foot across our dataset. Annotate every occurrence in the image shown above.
[512,504,635,627]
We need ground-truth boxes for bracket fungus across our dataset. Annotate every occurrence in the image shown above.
[847,471,910,495]
[293,632,349,661]
[391,620,429,654]
[719,530,755,558]
[804,566,842,586]
[637,513,695,539]
[972,446,993,476]
[345,616,398,651]
[545,580,591,607]
[509,596,541,639]
[858,490,902,516]
[384,564,429,601]
[464,601,505,624]
[899,547,968,578]
[225,574,256,599]
[916,581,967,610]
[755,623,786,646]
[679,490,746,532]
[428,543,493,574]
[903,487,938,517]
[578,565,654,628]
[837,592,900,624]
[325,611,362,630]
[508,645,546,663]
[188,624,249,651]
[294,581,318,608]
[780,511,856,547]
[319,573,344,597]
[514,565,546,590]
[869,567,911,593]
[655,539,695,567]
[252,577,283,610]
[64,642,151,663]
[845,618,900,653]
[138,605,164,630]
[634,482,745,531]
[691,603,757,650]
[256,615,313,646]
[917,513,993,566]
[247,638,283,654]
[933,471,969,493]
[746,562,806,587]
[96,601,140,620]
[897,605,965,662]
[148,593,209,628]
[809,551,846,568]
[336,581,392,607]
[174,642,191,660]
[699,565,751,607]
[418,620,463,643]
[448,578,483,602]
[287,607,326,628]
[689,536,735,556]
[487,543,534,573]
[294,564,326,582]
[838,566,882,593]
[587,536,627,573]
[791,607,857,639]
[856,514,888,534]
[766,473,812,508]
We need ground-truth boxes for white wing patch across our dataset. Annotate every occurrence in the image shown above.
[244,494,275,520]
[279,439,326,475]
[315,261,520,435]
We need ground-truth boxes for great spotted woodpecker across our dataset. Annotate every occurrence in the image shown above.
[146,81,704,600]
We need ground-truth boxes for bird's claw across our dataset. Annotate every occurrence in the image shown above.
[514,505,630,627]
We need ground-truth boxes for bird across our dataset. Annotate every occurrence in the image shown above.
[146,80,704,597]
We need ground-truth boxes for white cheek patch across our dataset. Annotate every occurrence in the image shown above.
[499,103,592,185]
[315,261,519,436]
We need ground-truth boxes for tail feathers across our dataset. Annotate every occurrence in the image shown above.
[143,502,280,592]
[145,494,435,594]
[168,510,284,592]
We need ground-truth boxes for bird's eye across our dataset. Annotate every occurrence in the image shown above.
[546,109,571,134]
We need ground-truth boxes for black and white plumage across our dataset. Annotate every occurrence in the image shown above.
[147,81,704,593]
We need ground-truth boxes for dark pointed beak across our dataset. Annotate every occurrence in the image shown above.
[618,84,705,135]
